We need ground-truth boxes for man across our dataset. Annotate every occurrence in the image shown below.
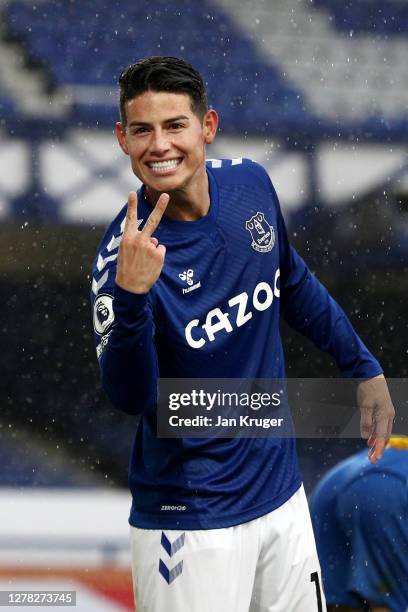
[310,437,408,612]
[91,56,394,612]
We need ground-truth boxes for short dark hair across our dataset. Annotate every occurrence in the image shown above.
[118,56,208,126]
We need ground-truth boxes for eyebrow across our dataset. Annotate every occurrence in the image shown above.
[128,115,190,127]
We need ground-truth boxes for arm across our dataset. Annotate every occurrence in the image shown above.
[276,202,394,460]
[277,206,382,379]
[93,191,169,415]
[97,286,158,414]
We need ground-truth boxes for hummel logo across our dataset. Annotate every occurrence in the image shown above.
[159,532,185,584]
[179,269,201,295]
[179,269,194,286]
[159,559,183,584]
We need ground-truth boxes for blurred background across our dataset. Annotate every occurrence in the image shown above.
[0,0,407,609]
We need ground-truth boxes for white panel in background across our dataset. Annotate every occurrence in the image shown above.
[118,163,141,187]
[54,134,308,223]
[265,154,308,212]
[70,129,123,166]
[210,135,271,167]
[318,144,407,205]
[61,181,141,223]
[40,129,139,223]
[41,144,90,195]
[0,489,132,566]
[40,133,134,196]
[0,488,131,539]
[39,131,407,223]
[0,140,29,194]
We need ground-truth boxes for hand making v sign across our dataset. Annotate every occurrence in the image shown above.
[115,191,170,295]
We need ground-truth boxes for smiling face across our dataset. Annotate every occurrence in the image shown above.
[115,91,218,198]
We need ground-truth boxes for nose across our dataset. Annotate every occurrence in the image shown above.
[149,128,171,156]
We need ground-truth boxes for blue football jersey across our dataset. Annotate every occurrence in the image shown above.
[310,445,408,611]
[91,158,382,530]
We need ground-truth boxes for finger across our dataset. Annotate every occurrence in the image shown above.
[368,444,376,464]
[150,237,159,247]
[142,193,170,237]
[124,191,138,232]
[369,438,387,464]
[360,408,373,439]
[375,438,387,459]
[387,414,394,439]
[370,414,393,450]
[368,445,377,464]
[156,244,166,259]
[375,419,389,439]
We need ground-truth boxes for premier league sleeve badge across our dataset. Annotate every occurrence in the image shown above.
[93,294,115,335]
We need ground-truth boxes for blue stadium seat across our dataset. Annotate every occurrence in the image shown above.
[0,95,15,118]
[315,0,408,34]
[4,0,307,132]
[3,0,407,137]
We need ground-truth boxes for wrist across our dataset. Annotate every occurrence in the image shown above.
[115,276,150,295]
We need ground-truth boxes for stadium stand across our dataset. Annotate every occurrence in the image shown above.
[0,94,14,118]
[314,0,408,35]
[218,0,408,128]
[0,0,405,226]
[3,0,406,135]
[4,0,306,132]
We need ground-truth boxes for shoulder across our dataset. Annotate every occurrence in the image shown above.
[206,157,274,193]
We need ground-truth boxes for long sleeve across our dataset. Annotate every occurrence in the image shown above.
[276,205,383,379]
[96,284,159,415]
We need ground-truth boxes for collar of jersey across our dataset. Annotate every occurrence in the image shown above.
[137,167,219,236]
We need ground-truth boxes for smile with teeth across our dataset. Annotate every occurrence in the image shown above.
[147,159,182,172]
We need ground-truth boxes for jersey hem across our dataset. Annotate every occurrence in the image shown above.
[128,478,302,530]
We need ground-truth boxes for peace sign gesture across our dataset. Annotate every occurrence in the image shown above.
[115,191,170,294]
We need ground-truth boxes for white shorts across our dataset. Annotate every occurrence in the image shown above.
[130,485,326,612]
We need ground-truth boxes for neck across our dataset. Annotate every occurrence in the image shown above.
[145,171,210,222]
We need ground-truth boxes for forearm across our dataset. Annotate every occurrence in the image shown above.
[99,284,158,415]
[281,262,383,378]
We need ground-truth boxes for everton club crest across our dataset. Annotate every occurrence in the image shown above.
[245,212,275,253]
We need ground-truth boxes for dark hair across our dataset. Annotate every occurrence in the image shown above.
[118,56,208,126]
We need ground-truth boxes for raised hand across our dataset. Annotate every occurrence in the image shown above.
[115,191,170,294]
[357,374,395,464]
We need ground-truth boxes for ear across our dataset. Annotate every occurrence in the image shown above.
[115,122,129,155]
[203,109,218,144]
